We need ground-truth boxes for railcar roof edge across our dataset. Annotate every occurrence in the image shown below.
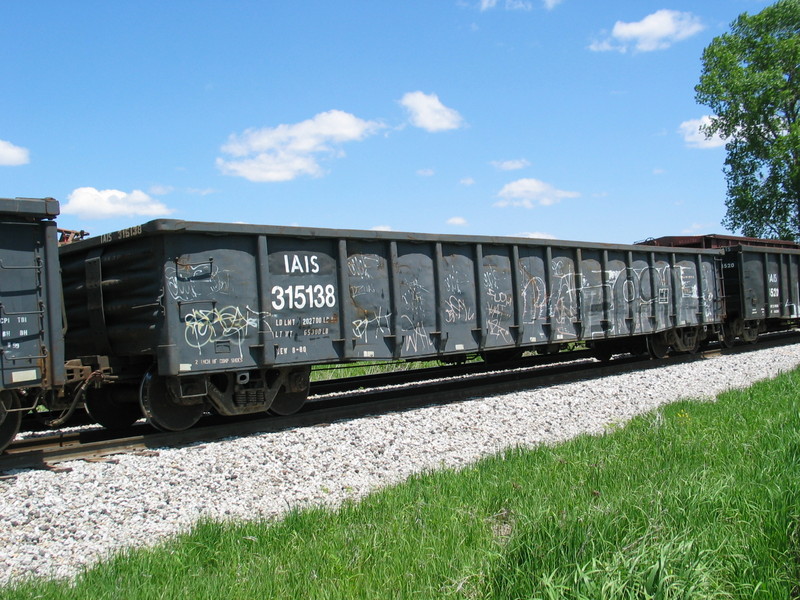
[58,218,737,256]
[725,244,800,256]
[0,197,59,218]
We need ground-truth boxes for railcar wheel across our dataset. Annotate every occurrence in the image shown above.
[719,324,736,348]
[84,386,142,429]
[0,391,22,453]
[269,391,309,416]
[269,368,311,416]
[684,333,701,355]
[140,368,205,431]
[647,334,670,359]
[593,344,614,363]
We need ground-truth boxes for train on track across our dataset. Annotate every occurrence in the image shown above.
[1,196,800,452]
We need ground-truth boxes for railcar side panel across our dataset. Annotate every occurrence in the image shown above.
[674,255,701,326]
[579,250,606,339]
[164,234,262,376]
[265,237,342,364]
[60,221,730,381]
[516,245,548,344]
[629,252,659,335]
[61,236,163,362]
[346,240,394,359]
[439,243,479,355]
[0,198,63,390]
[395,242,437,358]
[547,248,579,341]
[723,246,800,322]
[481,245,516,349]
[780,252,800,318]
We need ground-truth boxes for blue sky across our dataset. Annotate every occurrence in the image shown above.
[0,0,773,243]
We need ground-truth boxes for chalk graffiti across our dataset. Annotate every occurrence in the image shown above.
[401,278,433,352]
[444,295,474,323]
[441,266,475,324]
[347,254,381,279]
[352,306,392,343]
[183,305,270,357]
[515,257,722,341]
[483,269,513,343]
[166,263,232,301]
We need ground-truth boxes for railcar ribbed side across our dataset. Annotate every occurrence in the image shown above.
[56,220,731,431]
[0,197,64,451]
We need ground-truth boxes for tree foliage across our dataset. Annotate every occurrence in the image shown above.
[696,0,800,240]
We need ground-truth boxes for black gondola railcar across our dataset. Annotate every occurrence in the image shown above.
[59,219,727,432]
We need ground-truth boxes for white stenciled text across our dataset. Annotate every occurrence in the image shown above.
[284,254,320,274]
[271,284,336,310]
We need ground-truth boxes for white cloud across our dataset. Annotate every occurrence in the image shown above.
[681,222,713,234]
[149,184,174,196]
[679,115,725,149]
[417,168,435,177]
[400,91,464,132]
[590,10,704,53]
[447,216,468,226]
[371,225,393,231]
[491,158,530,171]
[543,0,563,9]
[514,231,557,239]
[495,178,579,208]
[0,139,30,166]
[479,0,533,10]
[588,39,616,52]
[460,177,476,186]
[187,188,216,196]
[62,187,174,219]
[217,110,384,182]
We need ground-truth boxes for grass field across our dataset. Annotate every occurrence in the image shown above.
[5,368,800,599]
[309,358,446,382]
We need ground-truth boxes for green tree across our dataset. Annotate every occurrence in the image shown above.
[695,0,800,240]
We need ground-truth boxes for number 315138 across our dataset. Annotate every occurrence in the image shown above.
[271,284,336,310]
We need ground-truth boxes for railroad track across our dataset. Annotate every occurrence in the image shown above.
[17,349,595,434]
[2,333,798,474]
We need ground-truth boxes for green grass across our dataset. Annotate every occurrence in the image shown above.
[6,369,800,599]
[310,358,448,382]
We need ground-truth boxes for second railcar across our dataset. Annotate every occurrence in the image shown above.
[59,220,725,431]
[719,245,800,343]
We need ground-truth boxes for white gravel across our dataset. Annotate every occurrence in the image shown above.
[2,343,800,585]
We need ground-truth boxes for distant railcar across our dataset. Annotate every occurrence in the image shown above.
[638,234,800,250]
[718,245,800,344]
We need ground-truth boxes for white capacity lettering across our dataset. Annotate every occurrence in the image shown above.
[271,284,336,310]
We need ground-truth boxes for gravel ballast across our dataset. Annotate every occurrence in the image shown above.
[2,344,800,585]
